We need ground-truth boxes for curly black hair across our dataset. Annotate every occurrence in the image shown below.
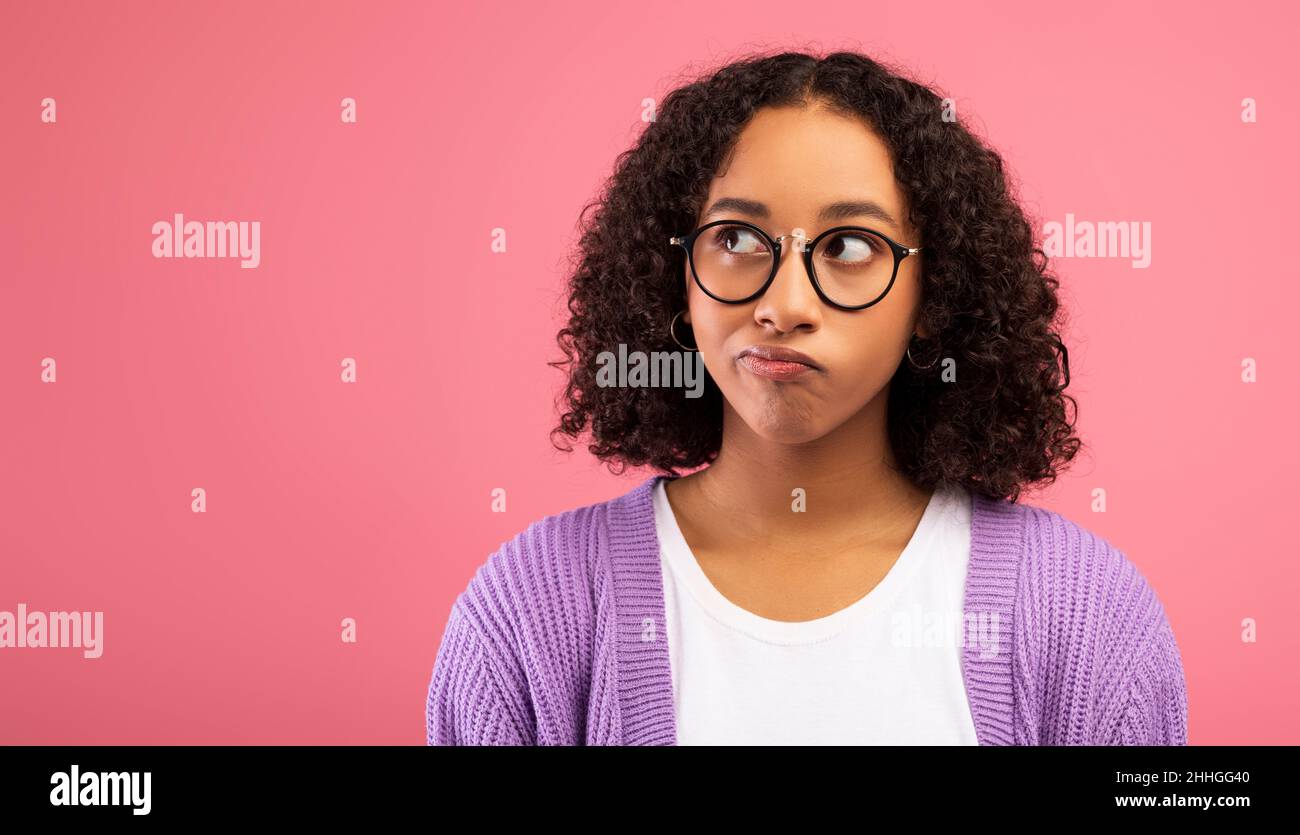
[549,48,1081,504]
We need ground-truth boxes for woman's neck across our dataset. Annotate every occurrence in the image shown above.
[666,396,932,554]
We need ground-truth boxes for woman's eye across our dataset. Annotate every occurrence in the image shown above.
[714,227,766,255]
[823,233,880,263]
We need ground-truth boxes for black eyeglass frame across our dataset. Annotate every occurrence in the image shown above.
[669,219,922,311]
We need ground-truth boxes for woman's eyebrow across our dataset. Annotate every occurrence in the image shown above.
[701,197,899,228]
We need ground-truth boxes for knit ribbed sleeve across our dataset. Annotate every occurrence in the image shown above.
[1112,610,1189,745]
[426,602,534,745]
[1098,558,1189,746]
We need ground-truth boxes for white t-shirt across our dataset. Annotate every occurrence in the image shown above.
[652,478,979,745]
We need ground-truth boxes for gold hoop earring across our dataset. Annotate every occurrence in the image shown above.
[907,335,939,370]
[670,310,698,352]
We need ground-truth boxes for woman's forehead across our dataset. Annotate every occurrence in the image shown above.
[706,106,904,225]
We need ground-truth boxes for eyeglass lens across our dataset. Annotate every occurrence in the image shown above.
[691,223,896,307]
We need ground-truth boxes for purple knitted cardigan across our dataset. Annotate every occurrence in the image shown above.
[426,475,1188,745]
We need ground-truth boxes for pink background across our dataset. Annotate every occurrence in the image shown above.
[2,1,1296,744]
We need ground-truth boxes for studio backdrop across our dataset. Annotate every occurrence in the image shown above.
[2,0,1296,744]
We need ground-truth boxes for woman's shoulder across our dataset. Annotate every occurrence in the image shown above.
[968,490,1176,672]
[450,477,657,647]
[972,492,1169,625]
[971,492,1188,743]
[428,479,659,744]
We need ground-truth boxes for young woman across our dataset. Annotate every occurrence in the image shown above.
[426,50,1188,745]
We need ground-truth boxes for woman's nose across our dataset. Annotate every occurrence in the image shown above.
[755,233,822,331]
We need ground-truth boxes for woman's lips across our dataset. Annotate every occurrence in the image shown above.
[737,353,819,380]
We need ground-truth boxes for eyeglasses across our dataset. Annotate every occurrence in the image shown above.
[669,219,922,311]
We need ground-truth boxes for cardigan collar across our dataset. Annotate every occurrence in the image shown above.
[606,475,1025,745]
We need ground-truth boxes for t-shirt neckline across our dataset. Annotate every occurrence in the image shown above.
[651,476,958,646]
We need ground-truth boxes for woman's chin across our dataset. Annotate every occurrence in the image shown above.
[739,403,830,446]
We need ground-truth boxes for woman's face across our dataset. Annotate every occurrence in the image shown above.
[683,102,926,445]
